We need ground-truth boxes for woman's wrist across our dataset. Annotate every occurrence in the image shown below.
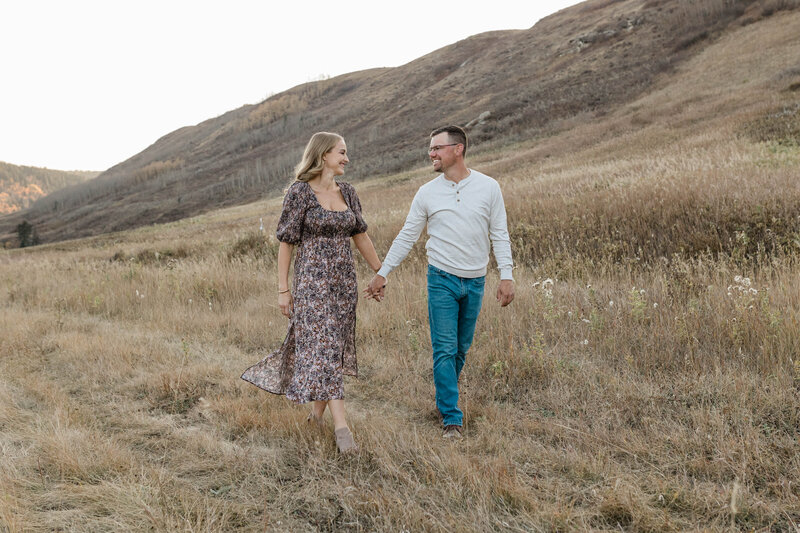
[278,288,290,294]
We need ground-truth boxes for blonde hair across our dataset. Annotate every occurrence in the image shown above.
[293,132,344,183]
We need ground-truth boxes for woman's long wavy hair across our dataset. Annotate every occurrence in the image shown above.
[293,132,344,183]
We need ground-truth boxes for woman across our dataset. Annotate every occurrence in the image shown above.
[241,132,381,453]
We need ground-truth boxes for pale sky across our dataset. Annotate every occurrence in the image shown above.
[1,0,582,171]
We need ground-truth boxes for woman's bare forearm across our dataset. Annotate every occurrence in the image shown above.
[277,242,294,291]
[352,232,381,272]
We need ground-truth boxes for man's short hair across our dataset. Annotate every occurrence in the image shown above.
[430,125,468,156]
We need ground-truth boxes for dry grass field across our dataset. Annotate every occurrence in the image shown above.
[2,11,800,533]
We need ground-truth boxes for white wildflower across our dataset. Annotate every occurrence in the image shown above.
[535,278,554,299]
[582,318,591,324]
[582,339,589,345]
[609,300,614,307]
[653,303,658,308]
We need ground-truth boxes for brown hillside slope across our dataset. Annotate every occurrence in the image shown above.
[1,0,797,245]
[0,162,97,217]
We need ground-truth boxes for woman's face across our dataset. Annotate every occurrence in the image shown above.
[323,139,349,176]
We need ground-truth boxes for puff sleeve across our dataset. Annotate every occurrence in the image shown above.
[276,182,307,244]
[344,183,368,236]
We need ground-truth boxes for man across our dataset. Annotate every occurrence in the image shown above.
[366,125,515,439]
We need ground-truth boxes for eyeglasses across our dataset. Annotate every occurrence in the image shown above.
[428,143,459,153]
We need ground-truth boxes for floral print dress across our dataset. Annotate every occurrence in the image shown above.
[241,180,368,403]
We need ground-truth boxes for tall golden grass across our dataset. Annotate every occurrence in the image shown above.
[2,12,800,532]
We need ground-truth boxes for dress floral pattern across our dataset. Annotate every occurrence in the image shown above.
[241,180,368,403]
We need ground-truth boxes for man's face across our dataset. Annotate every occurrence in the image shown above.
[429,132,460,172]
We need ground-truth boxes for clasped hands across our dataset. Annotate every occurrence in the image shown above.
[363,274,386,302]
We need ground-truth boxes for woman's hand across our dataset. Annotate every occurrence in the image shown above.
[279,291,293,318]
[364,274,386,302]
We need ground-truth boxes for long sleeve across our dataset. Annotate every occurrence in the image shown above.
[489,185,514,280]
[376,191,427,278]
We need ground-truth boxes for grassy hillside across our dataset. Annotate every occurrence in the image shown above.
[0,162,97,217]
[3,0,798,245]
[1,8,799,531]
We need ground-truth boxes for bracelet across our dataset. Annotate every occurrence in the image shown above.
[278,289,290,294]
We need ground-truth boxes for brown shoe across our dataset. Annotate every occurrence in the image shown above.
[443,425,462,439]
[335,427,358,453]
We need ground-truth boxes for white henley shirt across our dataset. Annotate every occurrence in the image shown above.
[377,169,514,280]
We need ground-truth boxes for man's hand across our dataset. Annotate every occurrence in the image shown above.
[364,274,387,302]
[496,279,514,307]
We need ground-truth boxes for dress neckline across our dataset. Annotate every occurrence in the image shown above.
[305,181,350,213]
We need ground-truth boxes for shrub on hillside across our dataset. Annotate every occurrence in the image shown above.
[227,232,279,264]
[744,103,800,145]
[761,0,800,17]
[111,246,191,265]
[16,221,40,248]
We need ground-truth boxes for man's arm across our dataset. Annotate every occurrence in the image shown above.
[366,191,427,300]
[488,184,515,306]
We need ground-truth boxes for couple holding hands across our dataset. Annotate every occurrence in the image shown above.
[242,125,515,453]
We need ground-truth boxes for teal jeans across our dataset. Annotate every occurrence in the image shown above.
[427,264,485,427]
